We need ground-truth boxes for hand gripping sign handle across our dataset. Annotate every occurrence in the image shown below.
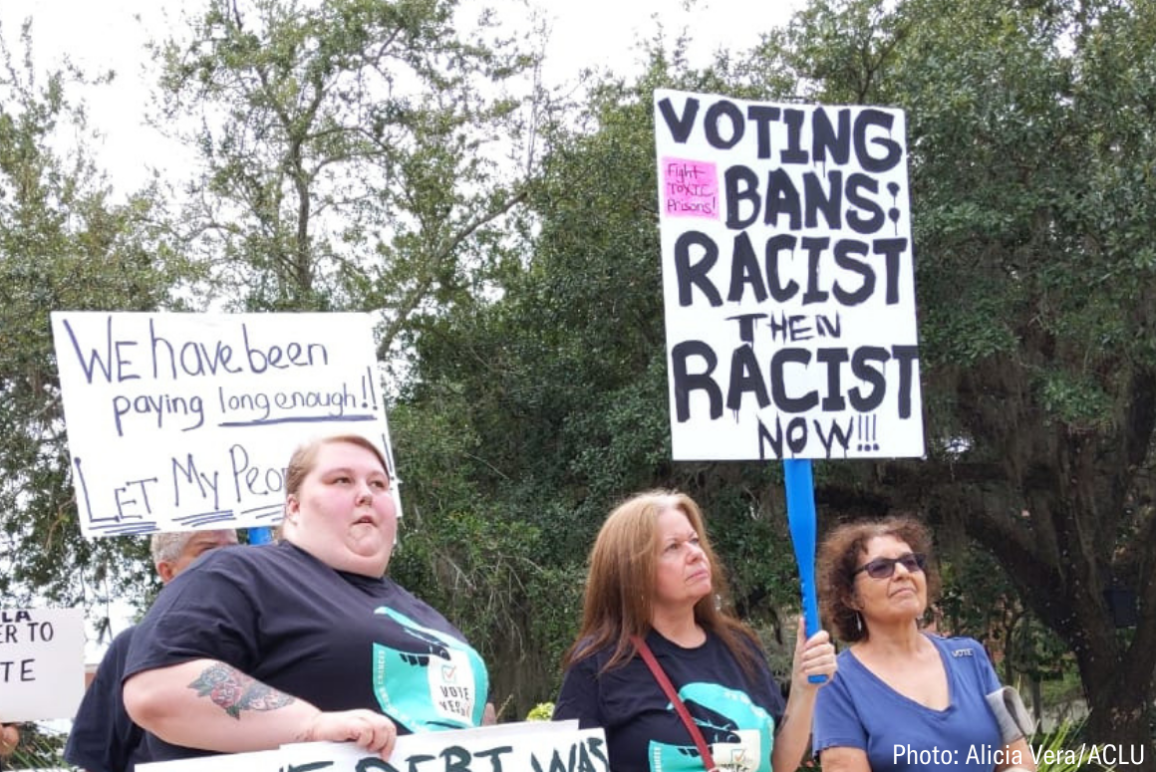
[783,458,826,684]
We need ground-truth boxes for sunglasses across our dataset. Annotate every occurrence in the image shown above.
[853,552,927,579]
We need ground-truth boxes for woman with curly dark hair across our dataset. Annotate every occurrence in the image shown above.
[812,516,1033,772]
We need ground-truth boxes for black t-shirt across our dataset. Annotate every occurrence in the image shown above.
[64,627,146,772]
[553,629,785,772]
[124,541,488,760]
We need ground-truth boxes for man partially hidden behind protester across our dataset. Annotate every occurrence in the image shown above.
[64,529,239,772]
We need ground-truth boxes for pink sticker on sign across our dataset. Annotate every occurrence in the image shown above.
[662,158,719,219]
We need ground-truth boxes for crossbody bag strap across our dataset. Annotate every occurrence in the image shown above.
[631,634,718,772]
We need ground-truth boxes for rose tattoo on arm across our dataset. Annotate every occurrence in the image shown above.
[188,663,296,719]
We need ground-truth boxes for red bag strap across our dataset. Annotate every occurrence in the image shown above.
[631,634,718,772]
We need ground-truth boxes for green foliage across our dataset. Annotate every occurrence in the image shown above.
[525,701,555,721]
[3,723,73,770]
[394,48,807,716]
[938,543,1073,685]
[741,0,1156,754]
[0,21,199,611]
[1031,720,1117,772]
[151,0,540,341]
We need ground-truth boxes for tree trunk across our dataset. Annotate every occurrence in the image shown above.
[1029,676,1042,730]
[886,455,1156,771]
[1080,648,1154,772]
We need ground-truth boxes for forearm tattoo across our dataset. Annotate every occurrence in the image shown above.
[188,663,295,719]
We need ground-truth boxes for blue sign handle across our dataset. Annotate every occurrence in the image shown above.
[248,526,275,545]
[783,458,826,684]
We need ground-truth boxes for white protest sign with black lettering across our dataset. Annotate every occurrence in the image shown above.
[137,722,607,772]
[0,608,84,721]
[654,89,924,460]
[280,722,608,772]
[50,312,399,537]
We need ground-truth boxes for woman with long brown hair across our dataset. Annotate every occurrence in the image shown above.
[554,489,836,772]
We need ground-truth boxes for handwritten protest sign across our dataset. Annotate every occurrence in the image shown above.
[137,721,608,772]
[654,89,924,460]
[0,608,84,721]
[50,312,399,537]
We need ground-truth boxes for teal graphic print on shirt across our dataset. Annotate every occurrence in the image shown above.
[371,606,489,731]
[647,682,775,772]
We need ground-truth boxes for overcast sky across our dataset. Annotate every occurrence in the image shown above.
[0,0,802,195]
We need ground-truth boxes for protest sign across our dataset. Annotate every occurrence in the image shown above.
[654,89,924,460]
[0,608,84,721]
[137,721,608,772]
[281,722,606,772]
[50,312,399,537]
